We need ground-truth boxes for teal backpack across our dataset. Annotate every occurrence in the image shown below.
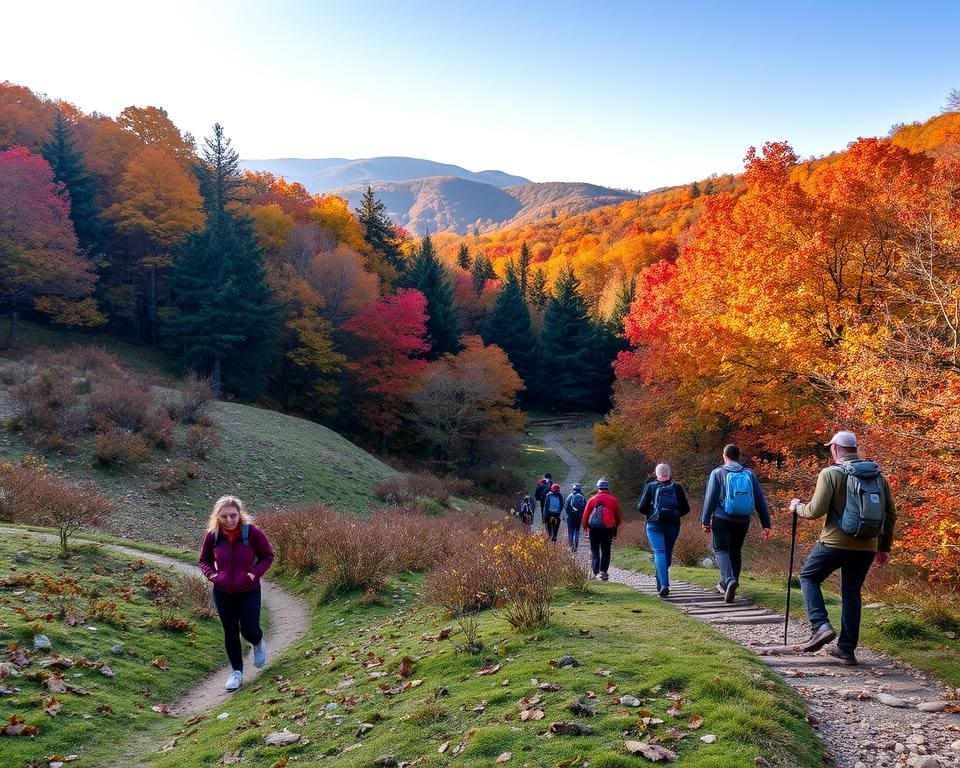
[829,460,886,539]
[723,469,754,516]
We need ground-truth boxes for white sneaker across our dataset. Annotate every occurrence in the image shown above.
[253,639,267,669]
[225,670,243,691]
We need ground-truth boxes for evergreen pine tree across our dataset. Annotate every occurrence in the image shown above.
[169,124,275,397]
[528,267,549,313]
[456,243,471,270]
[357,186,404,277]
[690,181,702,198]
[470,253,495,294]
[401,234,461,358]
[538,266,597,410]
[484,260,539,398]
[518,240,531,301]
[609,275,636,336]
[42,110,101,253]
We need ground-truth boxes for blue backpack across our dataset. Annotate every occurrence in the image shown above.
[723,470,754,516]
[829,460,887,539]
[650,482,680,524]
[546,492,563,515]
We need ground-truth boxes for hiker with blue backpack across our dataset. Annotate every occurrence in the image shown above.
[789,431,897,665]
[199,495,275,691]
[543,483,565,542]
[636,463,691,598]
[701,444,773,603]
[564,483,587,552]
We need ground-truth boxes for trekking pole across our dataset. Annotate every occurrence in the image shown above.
[783,510,798,646]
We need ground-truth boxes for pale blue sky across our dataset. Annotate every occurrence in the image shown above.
[3,1,958,189]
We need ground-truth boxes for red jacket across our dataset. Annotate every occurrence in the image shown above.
[199,524,275,594]
[582,490,622,530]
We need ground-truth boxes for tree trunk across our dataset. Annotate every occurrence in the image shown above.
[3,308,18,350]
[211,355,223,396]
[59,527,68,556]
[148,264,158,347]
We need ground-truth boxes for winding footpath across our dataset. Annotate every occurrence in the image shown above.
[541,429,960,768]
[0,527,311,760]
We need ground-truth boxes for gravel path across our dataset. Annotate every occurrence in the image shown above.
[1,528,311,757]
[539,430,960,767]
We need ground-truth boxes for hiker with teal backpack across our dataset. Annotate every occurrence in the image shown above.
[701,444,773,603]
[789,431,897,665]
[564,483,587,552]
[543,483,564,542]
[199,495,275,691]
[636,463,691,598]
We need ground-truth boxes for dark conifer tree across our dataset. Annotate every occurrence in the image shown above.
[357,186,404,277]
[528,267,549,313]
[42,110,101,253]
[518,240,531,301]
[538,266,597,410]
[169,124,275,397]
[690,180,702,198]
[456,243,471,270]
[609,275,636,337]
[401,234,461,358]
[484,260,539,398]
[470,253,495,294]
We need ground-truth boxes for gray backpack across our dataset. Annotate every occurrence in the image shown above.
[829,460,886,539]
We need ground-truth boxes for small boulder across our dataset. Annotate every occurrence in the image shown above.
[264,730,300,746]
[906,757,942,768]
[916,702,946,713]
[619,695,642,707]
[33,635,51,650]
[555,656,580,668]
[877,693,909,708]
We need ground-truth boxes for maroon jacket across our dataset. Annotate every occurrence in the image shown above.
[199,524,274,594]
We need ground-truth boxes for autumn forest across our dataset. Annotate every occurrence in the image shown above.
[1,82,958,586]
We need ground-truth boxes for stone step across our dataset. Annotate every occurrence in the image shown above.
[684,604,758,615]
[688,609,778,621]
[712,614,784,625]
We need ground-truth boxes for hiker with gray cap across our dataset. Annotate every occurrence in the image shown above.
[790,430,897,665]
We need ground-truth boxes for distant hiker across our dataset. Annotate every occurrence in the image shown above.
[582,477,622,580]
[564,483,587,552]
[543,483,564,542]
[636,463,691,598]
[701,444,773,603]
[199,495,275,692]
[790,431,897,665]
[534,473,553,517]
[518,494,535,528]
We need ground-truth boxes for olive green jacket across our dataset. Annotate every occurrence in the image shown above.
[795,457,897,553]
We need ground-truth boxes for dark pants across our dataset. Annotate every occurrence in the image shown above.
[589,527,614,574]
[566,517,581,552]
[799,542,875,654]
[711,517,750,587]
[213,587,263,672]
[545,514,561,542]
[646,522,680,589]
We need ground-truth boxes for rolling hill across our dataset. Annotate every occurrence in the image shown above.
[329,177,640,235]
[239,155,531,191]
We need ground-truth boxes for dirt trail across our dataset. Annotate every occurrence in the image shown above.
[539,437,960,767]
[1,528,311,758]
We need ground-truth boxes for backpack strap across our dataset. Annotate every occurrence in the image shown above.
[241,524,250,547]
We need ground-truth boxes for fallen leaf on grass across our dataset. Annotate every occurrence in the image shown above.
[1,713,39,736]
[640,716,664,727]
[220,751,242,764]
[38,655,73,669]
[151,704,170,715]
[270,760,289,768]
[687,715,703,730]
[520,708,545,721]
[539,682,561,691]
[555,755,583,768]
[45,675,67,693]
[151,658,170,671]
[472,702,486,713]
[185,714,206,726]
[476,663,502,676]
[44,755,79,767]
[549,721,594,736]
[605,682,618,695]
[399,657,414,678]
[665,700,684,717]
[42,697,62,716]
[496,751,512,763]
[625,741,677,761]
[96,704,114,714]
[594,668,612,677]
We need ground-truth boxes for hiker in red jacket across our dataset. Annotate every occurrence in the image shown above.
[199,495,274,692]
[581,477,622,581]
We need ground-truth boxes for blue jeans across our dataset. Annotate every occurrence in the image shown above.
[566,518,581,552]
[710,517,750,587]
[799,542,875,654]
[646,522,680,589]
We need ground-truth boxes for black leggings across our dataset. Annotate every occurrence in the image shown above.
[589,527,614,574]
[545,514,561,541]
[213,587,263,672]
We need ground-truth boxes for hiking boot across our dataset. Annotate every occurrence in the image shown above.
[724,580,738,603]
[600,572,609,581]
[716,581,726,595]
[800,623,836,653]
[658,586,670,598]
[225,670,243,691]
[253,638,267,669]
[826,645,858,666]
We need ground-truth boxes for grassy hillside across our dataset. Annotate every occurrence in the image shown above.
[0,327,399,548]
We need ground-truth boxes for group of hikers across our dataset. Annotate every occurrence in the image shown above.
[522,430,897,667]
[198,429,895,693]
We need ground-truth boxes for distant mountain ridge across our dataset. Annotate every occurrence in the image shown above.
[328,177,640,235]
[239,156,531,192]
